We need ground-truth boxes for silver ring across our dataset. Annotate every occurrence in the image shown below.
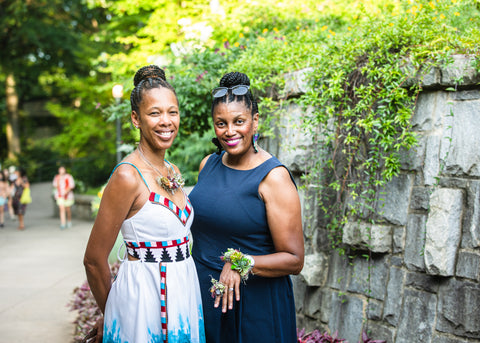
[229,288,234,291]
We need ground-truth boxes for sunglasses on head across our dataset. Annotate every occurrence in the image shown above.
[211,85,250,98]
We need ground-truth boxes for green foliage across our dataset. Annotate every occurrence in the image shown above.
[0,0,112,178]
[90,0,212,77]
[297,0,480,248]
[16,145,62,182]
[169,49,232,136]
[3,0,479,205]
[167,131,216,186]
[45,99,116,187]
[0,0,108,95]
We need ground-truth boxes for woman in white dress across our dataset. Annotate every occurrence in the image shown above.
[84,65,205,343]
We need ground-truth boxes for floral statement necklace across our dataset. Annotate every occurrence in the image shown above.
[137,146,185,194]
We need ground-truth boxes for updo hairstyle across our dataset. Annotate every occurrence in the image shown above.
[211,71,258,116]
[130,65,177,113]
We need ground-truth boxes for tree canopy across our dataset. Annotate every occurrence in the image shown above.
[0,0,479,188]
[0,0,110,180]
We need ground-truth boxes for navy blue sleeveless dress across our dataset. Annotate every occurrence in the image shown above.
[189,152,297,343]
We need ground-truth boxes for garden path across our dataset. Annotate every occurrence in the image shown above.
[0,182,92,343]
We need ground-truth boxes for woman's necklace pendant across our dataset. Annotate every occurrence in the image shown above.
[156,174,184,195]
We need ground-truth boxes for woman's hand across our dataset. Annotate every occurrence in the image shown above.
[214,262,241,312]
[82,317,103,343]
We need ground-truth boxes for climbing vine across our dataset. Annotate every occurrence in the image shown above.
[297,0,480,250]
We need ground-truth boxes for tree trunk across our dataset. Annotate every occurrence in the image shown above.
[6,72,21,160]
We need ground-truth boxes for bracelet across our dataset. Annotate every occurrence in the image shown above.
[221,248,255,281]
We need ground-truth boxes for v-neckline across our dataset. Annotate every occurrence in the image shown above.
[148,191,192,226]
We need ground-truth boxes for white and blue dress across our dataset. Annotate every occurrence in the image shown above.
[103,162,205,343]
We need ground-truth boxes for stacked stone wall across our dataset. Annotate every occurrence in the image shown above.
[270,55,480,343]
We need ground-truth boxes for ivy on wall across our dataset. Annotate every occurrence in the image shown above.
[295,0,480,250]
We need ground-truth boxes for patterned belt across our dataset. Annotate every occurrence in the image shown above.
[124,235,190,263]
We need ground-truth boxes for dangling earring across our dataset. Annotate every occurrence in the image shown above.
[253,133,259,153]
[212,137,223,155]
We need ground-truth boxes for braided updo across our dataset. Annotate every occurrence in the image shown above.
[130,65,177,113]
[211,71,258,116]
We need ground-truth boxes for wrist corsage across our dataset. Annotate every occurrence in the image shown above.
[221,248,255,281]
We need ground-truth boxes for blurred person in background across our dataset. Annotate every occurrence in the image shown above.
[6,166,16,220]
[0,170,7,227]
[11,168,30,230]
[53,165,75,229]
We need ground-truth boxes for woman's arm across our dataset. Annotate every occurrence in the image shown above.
[253,166,304,277]
[83,165,141,313]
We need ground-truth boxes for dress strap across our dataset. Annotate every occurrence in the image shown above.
[110,162,150,191]
[109,162,149,256]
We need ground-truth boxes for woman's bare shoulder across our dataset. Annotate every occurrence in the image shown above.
[108,162,142,192]
[199,154,213,173]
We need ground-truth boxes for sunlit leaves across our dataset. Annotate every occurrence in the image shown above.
[297,0,480,248]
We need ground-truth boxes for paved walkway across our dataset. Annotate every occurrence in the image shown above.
[0,182,93,343]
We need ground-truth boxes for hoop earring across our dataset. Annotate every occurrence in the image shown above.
[253,133,259,153]
[212,138,223,155]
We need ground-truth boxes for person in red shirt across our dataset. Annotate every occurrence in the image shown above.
[53,166,75,229]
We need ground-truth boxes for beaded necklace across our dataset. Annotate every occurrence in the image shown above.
[137,146,185,195]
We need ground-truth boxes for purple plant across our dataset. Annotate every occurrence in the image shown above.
[358,330,386,343]
[68,263,120,342]
[298,328,386,343]
[297,328,346,343]
[67,280,102,342]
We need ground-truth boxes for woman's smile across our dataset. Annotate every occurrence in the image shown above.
[225,138,241,146]
[156,130,175,140]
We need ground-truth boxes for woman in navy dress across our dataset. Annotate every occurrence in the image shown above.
[189,71,304,343]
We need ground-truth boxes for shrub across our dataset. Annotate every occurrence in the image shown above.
[297,328,386,343]
[298,328,346,343]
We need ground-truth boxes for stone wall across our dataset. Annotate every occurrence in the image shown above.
[270,55,480,343]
